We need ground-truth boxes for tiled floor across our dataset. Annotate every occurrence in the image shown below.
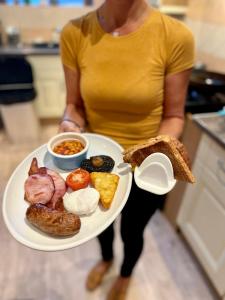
[0,124,219,300]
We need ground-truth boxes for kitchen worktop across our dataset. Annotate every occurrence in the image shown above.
[0,45,59,56]
[193,112,225,149]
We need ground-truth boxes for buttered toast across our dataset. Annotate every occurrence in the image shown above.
[90,172,120,209]
[123,135,195,183]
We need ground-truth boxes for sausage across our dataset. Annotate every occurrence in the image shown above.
[47,197,65,212]
[26,204,81,236]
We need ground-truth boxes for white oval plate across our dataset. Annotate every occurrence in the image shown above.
[2,133,132,252]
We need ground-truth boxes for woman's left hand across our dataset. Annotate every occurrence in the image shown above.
[58,120,85,133]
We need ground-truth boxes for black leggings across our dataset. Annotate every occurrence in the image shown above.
[98,179,165,277]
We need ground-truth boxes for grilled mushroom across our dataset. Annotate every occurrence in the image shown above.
[80,155,115,173]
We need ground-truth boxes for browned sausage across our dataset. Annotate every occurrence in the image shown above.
[26,204,81,236]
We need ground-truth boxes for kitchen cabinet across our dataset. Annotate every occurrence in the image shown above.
[177,133,225,297]
[164,115,202,227]
[27,56,66,118]
[160,5,187,16]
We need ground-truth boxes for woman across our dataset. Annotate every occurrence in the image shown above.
[59,0,194,299]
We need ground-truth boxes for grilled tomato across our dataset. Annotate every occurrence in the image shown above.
[66,168,90,191]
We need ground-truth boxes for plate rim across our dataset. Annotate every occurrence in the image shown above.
[2,133,132,251]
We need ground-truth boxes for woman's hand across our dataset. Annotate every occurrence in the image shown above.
[58,120,85,133]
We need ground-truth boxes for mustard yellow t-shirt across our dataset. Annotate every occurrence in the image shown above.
[60,9,194,149]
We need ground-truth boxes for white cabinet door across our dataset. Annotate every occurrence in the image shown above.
[177,136,225,296]
[27,56,66,118]
[34,78,65,118]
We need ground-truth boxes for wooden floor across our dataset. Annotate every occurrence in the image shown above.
[0,124,219,300]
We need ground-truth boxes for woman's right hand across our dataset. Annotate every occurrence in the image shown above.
[58,120,84,133]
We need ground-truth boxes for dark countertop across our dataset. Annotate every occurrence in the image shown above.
[0,45,59,56]
[192,112,225,149]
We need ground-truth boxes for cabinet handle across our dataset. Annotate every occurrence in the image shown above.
[217,159,225,186]
[0,83,33,90]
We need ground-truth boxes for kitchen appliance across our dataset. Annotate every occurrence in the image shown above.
[84,0,92,5]
[6,26,20,47]
[186,69,225,114]
[0,57,39,143]
[0,21,4,46]
[190,70,225,93]
[149,0,161,8]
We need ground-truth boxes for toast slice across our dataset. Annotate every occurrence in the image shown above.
[123,135,195,183]
[90,172,120,209]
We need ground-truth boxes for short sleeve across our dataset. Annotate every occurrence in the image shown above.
[166,24,195,75]
[60,21,80,71]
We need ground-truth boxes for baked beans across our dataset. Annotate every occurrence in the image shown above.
[53,139,84,155]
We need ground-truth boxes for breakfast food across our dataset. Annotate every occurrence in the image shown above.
[25,158,66,209]
[123,135,195,183]
[53,139,84,155]
[47,197,65,212]
[46,169,67,209]
[24,158,81,237]
[80,155,115,173]
[63,188,100,216]
[26,203,81,236]
[23,150,118,238]
[24,173,55,204]
[90,172,119,209]
[66,168,90,191]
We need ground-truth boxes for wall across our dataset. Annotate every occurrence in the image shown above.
[0,4,96,43]
[162,0,187,5]
[94,0,188,6]
[0,1,187,44]
[186,0,225,74]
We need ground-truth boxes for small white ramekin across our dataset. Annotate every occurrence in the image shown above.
[47,132,89,170]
